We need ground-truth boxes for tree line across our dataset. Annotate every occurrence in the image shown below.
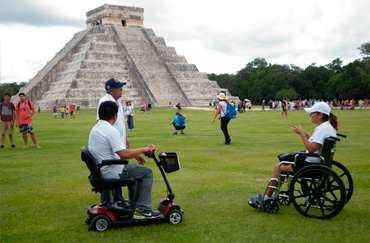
[0,82,27,101]
[208,42,370,104]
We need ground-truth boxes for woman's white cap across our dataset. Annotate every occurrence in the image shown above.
[304,102,331,116]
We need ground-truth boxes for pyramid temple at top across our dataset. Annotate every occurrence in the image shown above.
[14,4,238,109]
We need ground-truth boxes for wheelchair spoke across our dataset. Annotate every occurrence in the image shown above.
[318,198,327,217]
[320,194,340,206]
[304,203,312,213]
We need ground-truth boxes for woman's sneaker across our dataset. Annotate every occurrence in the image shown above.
[133,208,162,219]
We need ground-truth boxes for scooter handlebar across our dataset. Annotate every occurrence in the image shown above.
[145,144,156,157]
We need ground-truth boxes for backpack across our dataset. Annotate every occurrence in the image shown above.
[223,103,237,119]
[177,115,185,125]
[18,101,32,110]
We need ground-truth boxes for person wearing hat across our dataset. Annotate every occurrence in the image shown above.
[211,92,231,145]
[248,102,339,207]
[96,78,129,204]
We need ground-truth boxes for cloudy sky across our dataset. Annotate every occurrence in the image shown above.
[1,0,369,83]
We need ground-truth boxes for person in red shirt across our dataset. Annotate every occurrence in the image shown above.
[69,104,75,118]
[0,93,16,149]
[15,93,40,149]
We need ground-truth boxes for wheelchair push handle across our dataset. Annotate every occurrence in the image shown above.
[144,144,156,157]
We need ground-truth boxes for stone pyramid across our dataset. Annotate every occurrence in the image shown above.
[14,4,238,109]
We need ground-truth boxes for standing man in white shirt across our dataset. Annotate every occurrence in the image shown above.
[96,78,130,203]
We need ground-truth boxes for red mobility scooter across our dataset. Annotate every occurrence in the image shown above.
[81,145,183,231]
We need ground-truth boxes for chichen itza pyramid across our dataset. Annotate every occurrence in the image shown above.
[14,4,238,109]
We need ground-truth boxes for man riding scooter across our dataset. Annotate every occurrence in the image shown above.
[88,100,161,219]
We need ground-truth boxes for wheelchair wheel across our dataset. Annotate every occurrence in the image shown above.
[332,161,353,204]
[289,164,346,219]
[278,190,291,206]
[263,199,280,214]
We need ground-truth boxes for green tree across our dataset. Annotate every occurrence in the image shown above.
[239,64,298,103]
[293,65,333,100]
[275,88,298,101]
[208,73,237,95]
[235,58,269,97]
[326,58,343,74]
[208,58,269,98]
[358,42,370,58]
[0,82,27,101]
[327,59,370,100]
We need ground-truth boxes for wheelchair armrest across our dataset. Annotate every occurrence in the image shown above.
[295,152,324,164]
[100,159,129,167]
[279,161,295,166]
[296,152,321,158]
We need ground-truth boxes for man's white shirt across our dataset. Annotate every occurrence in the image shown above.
[88,120,126,179]
[97,94,126,147]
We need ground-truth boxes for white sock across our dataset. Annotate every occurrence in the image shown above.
[264,192,275,200]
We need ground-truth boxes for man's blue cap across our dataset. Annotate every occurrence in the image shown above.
[105,78,126,90]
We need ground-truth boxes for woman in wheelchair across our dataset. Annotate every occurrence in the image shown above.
[249,102,339,207]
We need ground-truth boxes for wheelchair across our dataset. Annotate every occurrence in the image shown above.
[250,134,353,219]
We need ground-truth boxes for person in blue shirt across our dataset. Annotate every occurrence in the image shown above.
[169,112,186,135]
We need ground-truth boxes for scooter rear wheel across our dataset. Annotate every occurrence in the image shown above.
[92,215,111,232]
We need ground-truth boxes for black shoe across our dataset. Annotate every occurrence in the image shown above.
[0,145,4,149]
[181,130,184,134]
[115,200,129,207]
[173,132,177,135]
[248,196,262,209]
[115,198,130,203]
[11,144,15,148]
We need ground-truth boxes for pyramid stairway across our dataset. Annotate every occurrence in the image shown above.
[15,25,238,109]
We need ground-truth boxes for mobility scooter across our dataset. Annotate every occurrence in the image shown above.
[81,145,184,231]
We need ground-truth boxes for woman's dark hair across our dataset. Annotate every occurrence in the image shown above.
[98,101,118,121]
[175,112,182,116]
[323,112,339,131]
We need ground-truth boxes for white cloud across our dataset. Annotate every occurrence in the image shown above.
[1,0,369,83]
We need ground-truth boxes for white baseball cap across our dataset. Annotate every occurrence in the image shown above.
[304,102,331,116]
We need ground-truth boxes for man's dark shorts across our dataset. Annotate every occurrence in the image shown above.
[19,124,34,133]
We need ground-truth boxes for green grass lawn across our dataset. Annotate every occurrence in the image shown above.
[1,107,369,242]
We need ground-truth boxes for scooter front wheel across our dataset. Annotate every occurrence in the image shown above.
[167,209,183,225]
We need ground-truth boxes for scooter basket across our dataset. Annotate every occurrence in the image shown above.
[158,152,180,173]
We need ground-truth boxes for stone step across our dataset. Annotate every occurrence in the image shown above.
[14,22,238,109]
